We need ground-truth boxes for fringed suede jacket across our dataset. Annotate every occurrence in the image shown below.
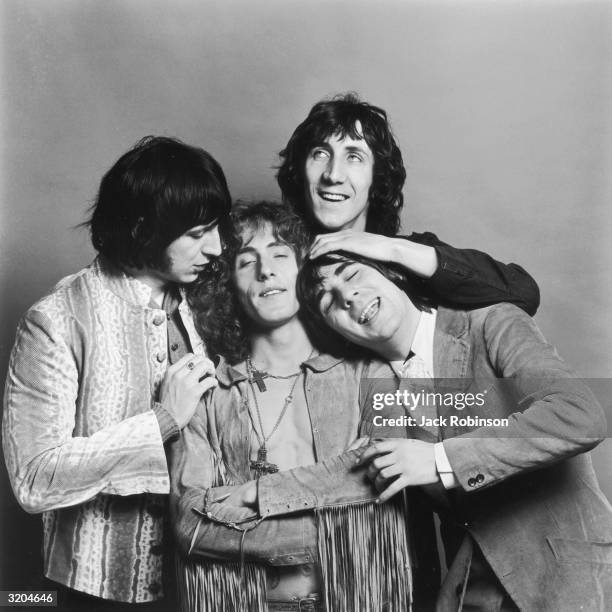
[168,354,416,612]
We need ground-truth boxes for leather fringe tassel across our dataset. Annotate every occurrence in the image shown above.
[176,554,268,612]
[316,496,413,612]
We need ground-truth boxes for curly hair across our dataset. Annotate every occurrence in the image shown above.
[87,135,231,270]
[297,252,435,359]
[277,93,406,237]
[188,200,312,364]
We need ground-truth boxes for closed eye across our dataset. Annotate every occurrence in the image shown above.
[237,258,256,268]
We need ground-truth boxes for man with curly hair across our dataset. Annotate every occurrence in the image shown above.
[277,93,541,316]
[171,201,415,611]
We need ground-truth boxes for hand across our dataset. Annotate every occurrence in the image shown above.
[217,481,258,510]
[356,439,439,503]
[159,353,218,428]
[309,230,396,262]
[309,230,438,278]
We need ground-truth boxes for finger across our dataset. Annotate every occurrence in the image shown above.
[167,353,196,374]
[355,440,397,466]
[308,236,335,258]
[183,357,211,378]
[377,463,402,483]
[199,357,216,377]
[198,376,219,396]
[374,472,391,492]
[371,454,396,471]
[309,237,348,259]
[377,476,409,504]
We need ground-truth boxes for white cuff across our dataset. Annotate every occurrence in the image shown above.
[434,442,459,489]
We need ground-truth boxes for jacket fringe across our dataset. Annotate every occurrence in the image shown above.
[177,496,412,611]
[316,496,413,612]
[176,555,268,612]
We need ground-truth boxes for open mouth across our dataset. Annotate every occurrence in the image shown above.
[358,298,380,324]
[318,190,349,203]
[260,288,286,298]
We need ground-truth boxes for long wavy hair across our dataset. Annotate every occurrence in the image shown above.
[188,201,312,364]
[277,93,406,237]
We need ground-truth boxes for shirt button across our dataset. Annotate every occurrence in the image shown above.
[153,314,165,326]
[476,474,485,484]
[156,352,167,363]
[170,343,179,351]
[467,478,476,487]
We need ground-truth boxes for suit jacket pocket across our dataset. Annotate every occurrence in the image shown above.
[547,537,612,565]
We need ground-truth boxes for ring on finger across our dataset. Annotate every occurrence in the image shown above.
[187,361,195,371]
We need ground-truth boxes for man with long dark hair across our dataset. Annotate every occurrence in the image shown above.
[3,136,229,609]
[278,93,540,316]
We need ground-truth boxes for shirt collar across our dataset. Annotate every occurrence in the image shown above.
[390,308,437,378]
[411,308,436,375]
[215,352,344,387]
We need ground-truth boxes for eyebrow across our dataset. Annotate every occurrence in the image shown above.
[345,145,370,156]
[314,261,355,305]
[333,261,354,276]
[236,240,290,255]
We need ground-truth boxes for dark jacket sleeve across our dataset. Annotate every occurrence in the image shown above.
[405,232,540,315]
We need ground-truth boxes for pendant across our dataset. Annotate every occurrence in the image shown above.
[250,368,268,392]
[250,446,279,477]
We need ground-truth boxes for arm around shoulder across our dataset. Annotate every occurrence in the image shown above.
[404,232,540,315]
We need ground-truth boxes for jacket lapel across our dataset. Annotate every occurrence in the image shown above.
[433,307,471,392]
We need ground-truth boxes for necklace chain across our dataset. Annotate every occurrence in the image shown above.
[245,349,315,474]
[246,366,301,448]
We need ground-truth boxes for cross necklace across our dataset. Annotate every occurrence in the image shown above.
[245,352,312,477]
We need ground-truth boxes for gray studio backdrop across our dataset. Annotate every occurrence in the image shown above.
[1,0,611,590]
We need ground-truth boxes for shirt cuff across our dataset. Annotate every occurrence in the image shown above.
[434,442,459,489]
[152,402,180,442]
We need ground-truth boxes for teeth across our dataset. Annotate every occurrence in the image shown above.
[261,289,284,297]
[319,192,347,202]
[358,298,380,324]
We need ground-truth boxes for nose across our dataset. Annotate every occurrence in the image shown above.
[257,256,274,281]
[335,283,357,310]
[201,226,222,257]
[323,156,345,183]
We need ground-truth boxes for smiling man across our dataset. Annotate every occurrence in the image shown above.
[287,251,612,611]
[278,93,541,316]
[170,201,413,611]
[2,136,228,610]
